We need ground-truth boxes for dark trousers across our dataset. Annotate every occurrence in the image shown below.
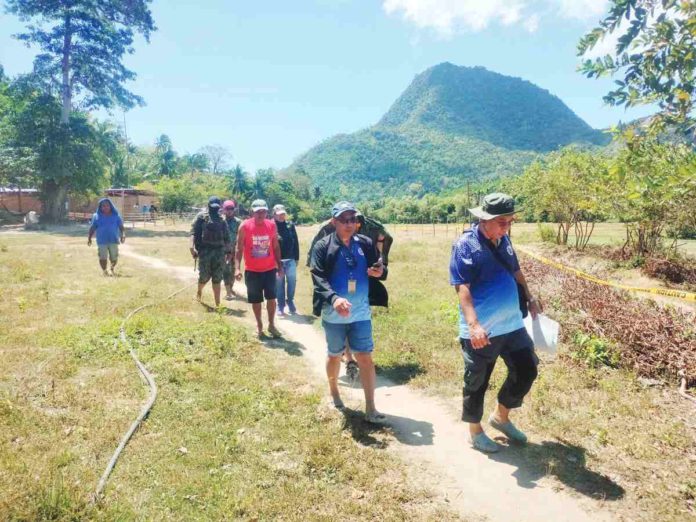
[460,328,538,423]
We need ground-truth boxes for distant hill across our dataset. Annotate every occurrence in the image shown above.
[286,63,610,200]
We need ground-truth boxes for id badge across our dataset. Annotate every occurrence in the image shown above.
[348,279,357,294]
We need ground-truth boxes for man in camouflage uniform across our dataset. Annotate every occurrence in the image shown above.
[222,200,242,300]
[189,196,233,307]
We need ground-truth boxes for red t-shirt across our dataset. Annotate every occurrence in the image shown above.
[241,218,278,272]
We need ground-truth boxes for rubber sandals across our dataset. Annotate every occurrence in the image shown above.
[471,432,500,453]
[488,416,528,443]
[365,411,387,425]
[268,325,282,338]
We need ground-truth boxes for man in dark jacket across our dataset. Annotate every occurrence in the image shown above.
[273,204,300,315]
[310,201,388,424]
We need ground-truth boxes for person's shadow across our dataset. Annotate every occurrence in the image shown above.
[338,408,434,448]
[263,336,304,356]
[487,438,625,501]
[198,301,246,317]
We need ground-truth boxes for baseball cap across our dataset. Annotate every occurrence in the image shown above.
[251,199,268,212]
[272,204,287,215]
[208,196,222,209]
[222,200,236,210]
[331,201,357,218]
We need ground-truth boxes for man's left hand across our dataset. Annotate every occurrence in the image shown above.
[120,235,126,244]
[367,263,383,278]
[277,267,284,279]
[529,297,543,319]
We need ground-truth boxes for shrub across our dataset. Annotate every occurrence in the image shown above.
[571,332,620,368]
[537,223,556,243]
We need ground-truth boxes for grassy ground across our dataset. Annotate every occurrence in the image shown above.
[4,222,695,521]
[0,230,458,521]
[290,223,695,521]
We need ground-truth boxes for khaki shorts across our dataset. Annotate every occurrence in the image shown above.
[98,243,119,262]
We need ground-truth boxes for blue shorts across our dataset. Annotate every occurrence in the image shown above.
[322,320,374,357]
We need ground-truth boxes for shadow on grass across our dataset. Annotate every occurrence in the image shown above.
[487,438,625,501]
[198,302,246,318]
[376,363,425,386]
[281,313,317,325]
[338,408,434,447]
[263,336,304,356]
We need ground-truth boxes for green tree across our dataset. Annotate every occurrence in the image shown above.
[578,0,696,126]
[7,0,155,220]
[154,134,178,177]
[512,148,609,248]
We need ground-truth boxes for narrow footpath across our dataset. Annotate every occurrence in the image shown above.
[121,244,615,522]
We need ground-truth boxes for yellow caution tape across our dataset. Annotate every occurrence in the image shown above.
[517,246,696,303]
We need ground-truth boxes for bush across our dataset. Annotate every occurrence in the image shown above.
[537,223,556,243]
[571,332,620,368]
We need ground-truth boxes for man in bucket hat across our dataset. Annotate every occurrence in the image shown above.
[449,192,542,453]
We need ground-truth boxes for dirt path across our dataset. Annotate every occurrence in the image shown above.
[122,244,614,522]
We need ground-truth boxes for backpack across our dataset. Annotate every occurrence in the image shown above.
[198,214,227,249]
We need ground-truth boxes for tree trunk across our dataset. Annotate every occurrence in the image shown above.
[61,15,72,124]
[41,180,69,223]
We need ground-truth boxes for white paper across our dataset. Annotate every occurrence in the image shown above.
[523,314,560,355]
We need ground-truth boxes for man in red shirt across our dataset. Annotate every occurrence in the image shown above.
[235,199,284,338]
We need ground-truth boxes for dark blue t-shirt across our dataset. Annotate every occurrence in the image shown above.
[322,237,371,324]
[91,213,123,245]
[449,225,523,339]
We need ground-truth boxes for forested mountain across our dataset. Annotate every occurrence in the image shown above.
[286,63,610,200]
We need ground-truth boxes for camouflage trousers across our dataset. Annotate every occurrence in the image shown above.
[198,247,226,284]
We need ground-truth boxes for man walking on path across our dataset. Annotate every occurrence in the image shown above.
[449,193,542,453]
[310,201,388,423]
[235,199,284,338]
[273,204,300,316]
[222,200,242,300]
[87,198,125,276]
[190,196,233,307]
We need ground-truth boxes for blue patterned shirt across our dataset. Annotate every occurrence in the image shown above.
[449,225,523,339]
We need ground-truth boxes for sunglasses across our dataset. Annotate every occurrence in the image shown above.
[336,216,358,224]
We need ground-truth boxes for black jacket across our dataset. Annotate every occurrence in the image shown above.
[310,232,388,317]
[275,220,300,261]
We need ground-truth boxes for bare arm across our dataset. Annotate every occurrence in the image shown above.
[87,225,96,245]
[271,235,283,273]
[455,283,490,349]
[235,227,245,271]
[514,270,542,318]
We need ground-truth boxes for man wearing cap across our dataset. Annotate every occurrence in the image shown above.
[449,192,542,453]
[190,196,233,307]
[222,200,242,300]
[235,199,284,338]
[272,204,300,315]
[310,201,389,423]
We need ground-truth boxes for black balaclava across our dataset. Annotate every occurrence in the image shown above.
[208,196,222,220]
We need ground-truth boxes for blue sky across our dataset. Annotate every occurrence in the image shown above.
[0,0,654,173]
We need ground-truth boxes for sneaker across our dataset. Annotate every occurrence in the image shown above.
[488,416,528,443]
[345,360,359,382]
[365,411,387,425]
[225,294,234,301]
[276,307,285,317]
[268,325,282,338]
[471,432,500,453]
[287,302,297,315]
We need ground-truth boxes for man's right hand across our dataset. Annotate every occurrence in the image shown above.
[87,238,92,247]
[469,322,490,349]
[333,297,352,317]
[234,268,243,281]
[190,247,198,259]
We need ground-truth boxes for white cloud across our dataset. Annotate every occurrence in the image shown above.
[382,0,612,36]
[382,0,527,36]
[554,0,609,21]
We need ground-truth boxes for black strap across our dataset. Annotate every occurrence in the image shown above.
[481,235,516,275]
